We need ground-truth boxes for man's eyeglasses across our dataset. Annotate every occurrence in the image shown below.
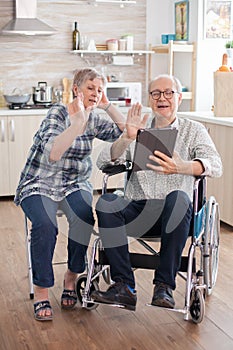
[149,89,179,100]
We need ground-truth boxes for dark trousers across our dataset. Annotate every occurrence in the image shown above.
[96,190,192,290]
[21,190,95,288]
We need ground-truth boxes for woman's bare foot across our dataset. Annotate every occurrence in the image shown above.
[61,269,78,309]
[34,286,53,320]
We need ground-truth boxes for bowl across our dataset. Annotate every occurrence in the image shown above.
[4,88,31,105]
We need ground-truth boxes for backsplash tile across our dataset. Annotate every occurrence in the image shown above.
[0,0,148,104]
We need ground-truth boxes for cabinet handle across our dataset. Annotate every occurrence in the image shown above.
[0,119,5,142]
[10,119,15,142]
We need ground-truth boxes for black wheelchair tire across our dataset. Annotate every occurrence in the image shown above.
[190,288,205,324]
[76,274,99,310]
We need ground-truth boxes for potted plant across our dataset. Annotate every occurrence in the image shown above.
[225,40,233,58]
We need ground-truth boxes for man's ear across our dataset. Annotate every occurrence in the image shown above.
[178,93,183,106]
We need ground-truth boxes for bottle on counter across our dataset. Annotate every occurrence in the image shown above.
[72,21,80,50]
[0,80,5,108]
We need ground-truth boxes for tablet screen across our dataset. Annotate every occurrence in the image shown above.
[132,127,178,172]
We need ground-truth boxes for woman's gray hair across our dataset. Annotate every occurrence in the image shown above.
[148,74,182,93]
[73,68,107,87]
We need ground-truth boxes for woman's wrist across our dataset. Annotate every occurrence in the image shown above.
[103,102,111,112]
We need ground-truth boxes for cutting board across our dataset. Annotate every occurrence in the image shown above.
[62,77,73,104]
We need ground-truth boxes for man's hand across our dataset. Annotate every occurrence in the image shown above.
[125,103,149,140]
[146,151,204,176]
[146,151,184,174]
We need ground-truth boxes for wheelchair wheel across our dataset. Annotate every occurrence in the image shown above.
[76,274,99,310]
[203,198,220,296]
[190,288,205,324]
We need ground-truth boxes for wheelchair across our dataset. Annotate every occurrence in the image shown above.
[75,162,220,324]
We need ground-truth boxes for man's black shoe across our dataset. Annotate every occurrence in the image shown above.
[91,282,137,311]
[151,282,175,309]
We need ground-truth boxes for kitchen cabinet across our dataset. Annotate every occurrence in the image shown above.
[204,121,233,227]
[0,114,44,196]
[152,40,196,111]
[178,111,233,227]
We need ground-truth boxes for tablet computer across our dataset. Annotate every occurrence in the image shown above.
[132,127,178,172]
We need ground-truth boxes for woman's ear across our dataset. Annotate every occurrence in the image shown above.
[73,84,79,97]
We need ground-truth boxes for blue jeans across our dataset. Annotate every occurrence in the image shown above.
[21,190,95,288]
[95,190,192,290]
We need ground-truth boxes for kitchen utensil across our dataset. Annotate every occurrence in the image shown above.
[32,82,53,104]
[4,88,31,105]
[62,78,73,104]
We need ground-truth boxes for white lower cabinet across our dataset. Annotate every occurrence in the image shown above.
[178,112,233,227]
[204,121,233,227]
[0,115,44,196]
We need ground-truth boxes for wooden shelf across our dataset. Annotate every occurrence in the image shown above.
[41,0,136,3]
[93,0,136,3]
[71,50,153,55]
[151,40,196,111]
[152,42,194,54]
[182,91,192,100]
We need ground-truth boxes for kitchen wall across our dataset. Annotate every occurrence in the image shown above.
[147,0,227,111]
[0,0,148,104]
[1,0,226,111]
[146,0,197,111]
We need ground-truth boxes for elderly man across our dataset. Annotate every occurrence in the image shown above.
[91,74,222,311]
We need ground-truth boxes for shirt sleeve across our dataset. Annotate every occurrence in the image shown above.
[188,121,223,178]
[93,112,123,142]
[38,105,68,165]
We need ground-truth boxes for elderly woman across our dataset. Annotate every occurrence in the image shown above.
[15,68,125,321]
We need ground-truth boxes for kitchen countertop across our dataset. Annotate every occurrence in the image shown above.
[0,106,152,116]
[178,111,233,127]
[0,107,49,116]
[2,108,232,127]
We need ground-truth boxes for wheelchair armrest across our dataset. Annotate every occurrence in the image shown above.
[193,176,207,213]
[101,161,132,176]
[101,161,132,195]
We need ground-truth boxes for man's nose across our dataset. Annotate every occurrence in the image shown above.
[159,92,166,100]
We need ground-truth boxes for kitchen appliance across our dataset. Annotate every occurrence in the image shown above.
[0,0,56,36]
[8,103,53,110]
[106,82,141,105]
[32,82,53,104]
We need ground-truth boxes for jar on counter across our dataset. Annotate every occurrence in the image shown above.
[106,39,118,51]
[118,39,126,51]
[121,34,134,51]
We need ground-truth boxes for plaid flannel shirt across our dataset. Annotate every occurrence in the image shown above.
[15,103,122,205]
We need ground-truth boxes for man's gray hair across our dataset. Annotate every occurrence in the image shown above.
[148,74,182,94]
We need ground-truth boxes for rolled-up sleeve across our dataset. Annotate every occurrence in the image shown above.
[188,121,223,178]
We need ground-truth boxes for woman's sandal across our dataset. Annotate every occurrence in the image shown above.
[61,289,78,310]
[34,300,53,321]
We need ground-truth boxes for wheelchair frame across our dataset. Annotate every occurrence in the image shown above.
[76,163,220,324]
